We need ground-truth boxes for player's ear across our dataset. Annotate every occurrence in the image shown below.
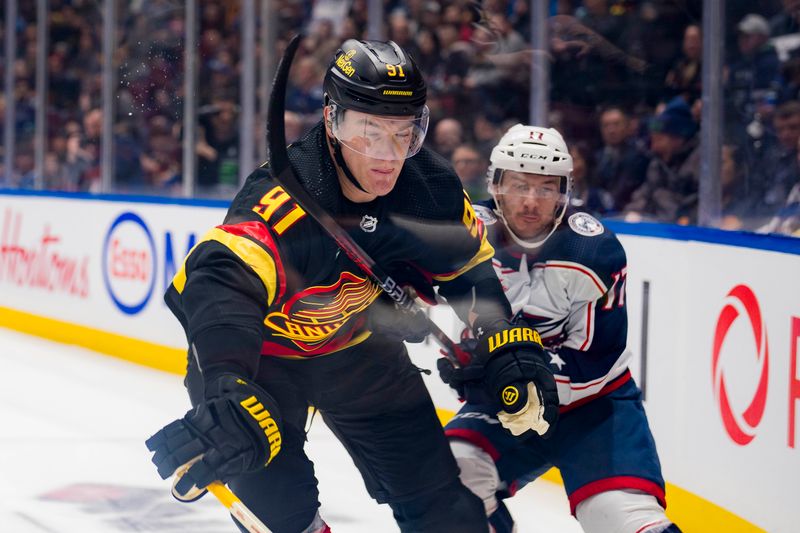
[323,106,333,136]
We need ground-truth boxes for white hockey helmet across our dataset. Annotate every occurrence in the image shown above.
[487,124,573,249]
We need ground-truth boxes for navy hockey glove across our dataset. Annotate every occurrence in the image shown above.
[437,339,493,404]
[438,321,559,438]
[145,373,282,499]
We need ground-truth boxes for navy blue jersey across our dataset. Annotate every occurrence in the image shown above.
[474,201,629,407]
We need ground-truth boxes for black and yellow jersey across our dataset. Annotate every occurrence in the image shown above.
[166,122,499,375]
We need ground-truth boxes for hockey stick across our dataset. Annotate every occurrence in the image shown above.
[173,457,272,533]
[208,482,272,533]
[267,34,470,366]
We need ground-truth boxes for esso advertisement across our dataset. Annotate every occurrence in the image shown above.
[103,212,157,315]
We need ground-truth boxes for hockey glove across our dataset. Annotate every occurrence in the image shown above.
[366,295,431,343]
[145,373,283,499]
[438,321,559,438]
[437,339,493,404]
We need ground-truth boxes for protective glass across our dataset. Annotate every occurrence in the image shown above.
[329,103,430,161]
[495,172,568,203]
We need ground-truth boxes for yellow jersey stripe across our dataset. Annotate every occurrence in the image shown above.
[172,227,278,306]
[432,231,495,282]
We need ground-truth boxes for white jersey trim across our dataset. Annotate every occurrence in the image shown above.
[554,351,631,405]
[532,260,608,296]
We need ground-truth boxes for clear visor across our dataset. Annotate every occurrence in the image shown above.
[493,171,569,203]
[329,103,430,161]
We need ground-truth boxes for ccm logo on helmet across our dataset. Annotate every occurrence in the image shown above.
[712,284,769,445]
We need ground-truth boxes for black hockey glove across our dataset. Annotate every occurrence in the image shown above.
[438,321,559,438]
[145,373,283,499]
[366,295,431,343]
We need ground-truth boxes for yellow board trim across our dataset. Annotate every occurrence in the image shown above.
[0,307,767,533]
[0,306,186,375]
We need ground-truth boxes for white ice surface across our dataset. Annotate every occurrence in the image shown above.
[0,328,581,532]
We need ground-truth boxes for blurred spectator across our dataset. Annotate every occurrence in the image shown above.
[677,144,757,229]
[451,144,488,201]
[197,98,240,190]
[472,114,503,160]
[306,18,340,66]
[428,24,471,117]
[594,107,650,210]
[769,0,800,37]
[664,24,702,103]
[465,14,528,124]
[388,11,421,62]
[419,1,442,33]
[759,181,800,235]
[10,145,36,189]
[778,57,800,103]
[624,98,700,222]
[726,14,781,128]
[286,56,324,117]
[414,28,440,75]
[752,100,800,217]
[758,127,800,235]
[716,144,760,230]
[568,140,614,216]
[433,118,464,161]
[551,2,633,111]
[48,43,82,112]
[140,115,180,191]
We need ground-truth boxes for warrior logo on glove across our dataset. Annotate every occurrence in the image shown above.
[502,385,520,406]
[239,393,282,464]
[488,327,543,353]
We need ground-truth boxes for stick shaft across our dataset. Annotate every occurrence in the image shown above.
[208,482,272,533]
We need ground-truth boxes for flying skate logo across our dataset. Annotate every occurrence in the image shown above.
[0,209,90,297]
[103,212,156,315]
[712,284,769,445]
[359,215,378,233]
[264,271,381,351]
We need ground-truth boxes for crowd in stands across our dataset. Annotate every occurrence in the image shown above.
[1,0,799,236]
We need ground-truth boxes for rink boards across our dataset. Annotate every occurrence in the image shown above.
[1,190,798,532]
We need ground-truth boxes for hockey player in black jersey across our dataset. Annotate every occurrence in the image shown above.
[144,40,558,533]
[439,125,681,532]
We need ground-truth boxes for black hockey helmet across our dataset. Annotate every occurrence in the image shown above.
[323,39,427,117]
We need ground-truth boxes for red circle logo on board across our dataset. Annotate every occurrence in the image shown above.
[712,285,769,445]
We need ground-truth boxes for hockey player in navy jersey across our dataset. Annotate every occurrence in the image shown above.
[439,125,681,533]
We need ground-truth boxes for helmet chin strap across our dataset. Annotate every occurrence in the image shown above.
[329,136,370,194]
[491,191,564,249]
